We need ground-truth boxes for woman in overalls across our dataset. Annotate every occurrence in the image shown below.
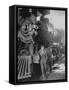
[39,46,48,80]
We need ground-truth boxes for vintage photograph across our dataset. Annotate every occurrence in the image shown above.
[17,7,66,82]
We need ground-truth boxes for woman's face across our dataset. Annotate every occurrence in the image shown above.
[30,14,36,24]
[27,24,32,31]
[41,46,44,51]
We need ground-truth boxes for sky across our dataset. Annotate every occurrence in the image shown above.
[45,10,65,44]
[45,10,65,31]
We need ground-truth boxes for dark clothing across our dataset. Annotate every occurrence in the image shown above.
[31,63,41,80]
[47,49,52,73]
[31,54,41,79]
[47,57,52,73]
[33,63,41,77]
